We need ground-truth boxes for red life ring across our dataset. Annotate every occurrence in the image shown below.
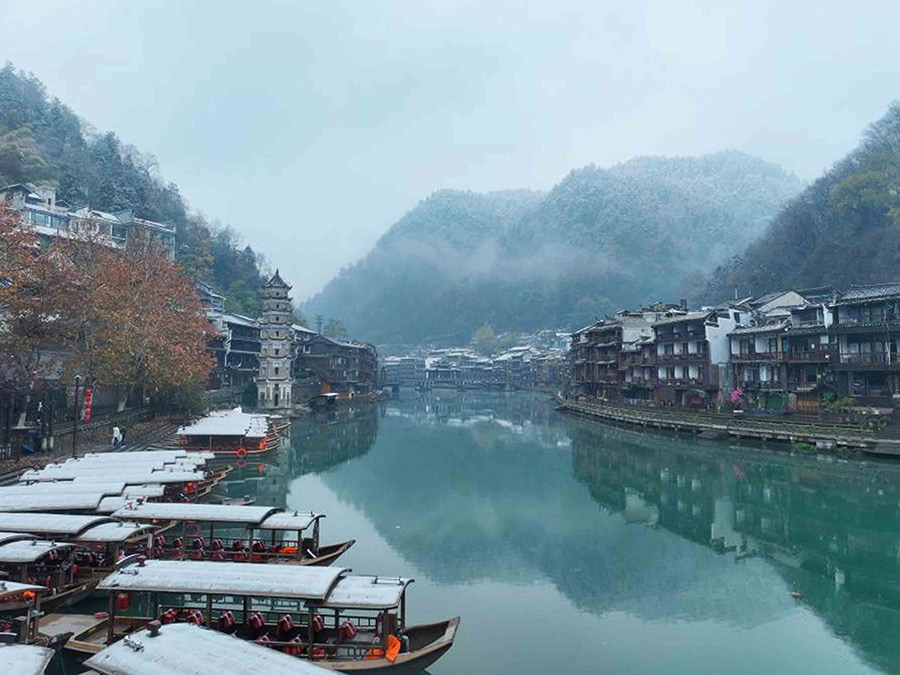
[236,458,247,469]
[236,447,248,458]
[186,521,201,537]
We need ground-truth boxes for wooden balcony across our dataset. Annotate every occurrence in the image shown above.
[731,351,783,362]
[832,352,900,370]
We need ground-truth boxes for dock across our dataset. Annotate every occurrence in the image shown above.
[557,398,900,456]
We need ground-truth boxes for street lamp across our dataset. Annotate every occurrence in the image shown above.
[72,375,81,458]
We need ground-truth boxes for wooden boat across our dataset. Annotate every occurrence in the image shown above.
[46,558,459,674]
[84,621,332,674]
[0,534,99,612]
[110,502,354,567]
[177,407,280,458]
[0,578,70,672]
[0,513,155,578]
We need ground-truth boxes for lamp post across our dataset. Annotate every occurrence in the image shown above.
[72,375,81,458]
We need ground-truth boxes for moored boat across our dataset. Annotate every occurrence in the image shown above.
[46,558,459,673]
[110,501,354,566]
[177,407,280,459]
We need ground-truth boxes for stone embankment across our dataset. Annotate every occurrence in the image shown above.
[557,397,900,457]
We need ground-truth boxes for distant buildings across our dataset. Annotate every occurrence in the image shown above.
[567,283,900,413]
[0,183,176,259]
[202,277,376,403]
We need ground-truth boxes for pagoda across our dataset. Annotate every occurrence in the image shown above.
[257,270,293,410]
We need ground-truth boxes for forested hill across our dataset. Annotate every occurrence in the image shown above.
[0,64,266,316]
[306,152,802,346]
[702,102,900,302]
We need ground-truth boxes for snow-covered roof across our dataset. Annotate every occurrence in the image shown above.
[0,539,76,563]
[258,511,322,532]
[0,481,126,497]
[177,408,269,438]
[75,521,156,543]
[22,469,206,485]
[0,480,125,497]
[98,560,347,600]
[0,512,115,536]
[0,531,35,546]
[123,485,166,498]
[0,580,47,601]
[321,575,413,610]
[0,492,106,512]
[1,643,54,675]
[85,623,331,675]
[96,497,145,514]
[112,502,280,525]
[79,450,206,462]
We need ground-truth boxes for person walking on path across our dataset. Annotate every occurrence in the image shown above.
[112,426,121,447]
[119,426,127,447]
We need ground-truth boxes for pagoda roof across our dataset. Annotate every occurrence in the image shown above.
[264,269,292,289]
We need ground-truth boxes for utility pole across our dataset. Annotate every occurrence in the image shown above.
[72,375,81,458]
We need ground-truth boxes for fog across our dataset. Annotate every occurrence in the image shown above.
[2,0,899,298]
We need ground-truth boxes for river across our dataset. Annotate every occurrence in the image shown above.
[232,391,900,674]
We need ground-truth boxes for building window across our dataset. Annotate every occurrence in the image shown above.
[275,367,279,375]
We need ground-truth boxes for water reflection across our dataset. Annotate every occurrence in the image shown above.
[277,392,900,674]
[569,416,900,673]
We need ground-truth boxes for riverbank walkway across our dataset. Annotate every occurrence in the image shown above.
[557,397,900,457]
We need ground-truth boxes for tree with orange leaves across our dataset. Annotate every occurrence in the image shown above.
[1,204,212,413]
[53,219,213,410]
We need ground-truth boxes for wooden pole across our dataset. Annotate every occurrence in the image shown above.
[106,591,116,645]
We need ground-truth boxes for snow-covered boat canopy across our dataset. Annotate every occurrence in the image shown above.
[21,464,206,483]
[21,468,206,485]
[75,521,156,543]
[0,512,115,536]
[1,643,55,675]
[0,539,76,563]
[0,481,127,496]
[0,492,107,512]
[318,574,414,610]
[256,510,322,531]
[177,407,269,439]
[0,531,35,546]
[98,560,348,601]
[85,623,331,675]
[111,503,323,531]
[0,579,48,601]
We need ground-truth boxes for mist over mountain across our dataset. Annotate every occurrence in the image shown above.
[306,151,802,346]
[702,102,900,302]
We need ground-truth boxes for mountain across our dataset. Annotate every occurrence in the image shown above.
[702,102,900,302]
[0,64,268,317]
[306,151,802,346]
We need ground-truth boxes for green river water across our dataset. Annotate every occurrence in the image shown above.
[62,391,900,674]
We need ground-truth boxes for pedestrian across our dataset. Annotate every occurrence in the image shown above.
[112,425,121,447]
[120,426,127,446]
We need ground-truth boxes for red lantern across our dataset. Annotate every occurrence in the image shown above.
[82,388,93,422]
[116,592,131,611]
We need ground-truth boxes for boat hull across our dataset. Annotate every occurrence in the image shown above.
[322,617,460,674]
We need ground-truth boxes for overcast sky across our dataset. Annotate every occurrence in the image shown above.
[2,1,899,298]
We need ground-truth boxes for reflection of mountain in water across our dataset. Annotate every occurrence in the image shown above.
[318,394,797,628]
[567,415,900,675]
[290,405,380,474]
[299,392,900,673]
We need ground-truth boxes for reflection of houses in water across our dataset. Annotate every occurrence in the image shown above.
[289,405,379,474]
[386,392,569,451]
[568,416,900,673]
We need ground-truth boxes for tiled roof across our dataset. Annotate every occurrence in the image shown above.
[653,311,710,326]
[834,282,900,305]
[729,320,789,336]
